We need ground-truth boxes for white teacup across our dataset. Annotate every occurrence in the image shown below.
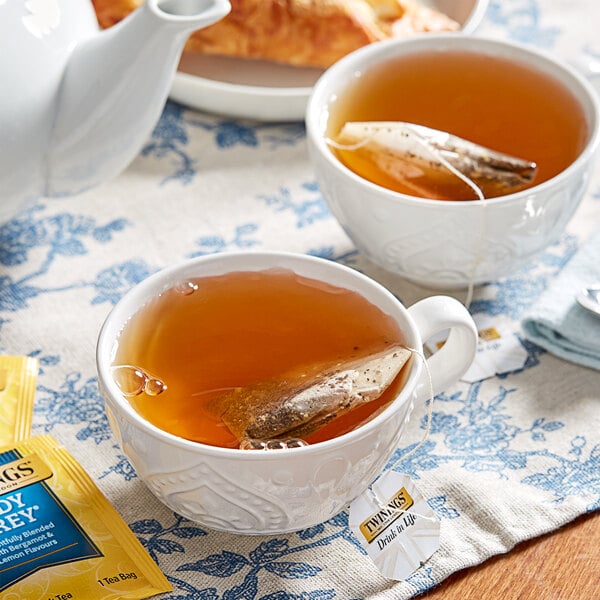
[306,35,600,288]
[97,251,477,534]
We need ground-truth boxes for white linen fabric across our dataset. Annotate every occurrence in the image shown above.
[2,1,599,598]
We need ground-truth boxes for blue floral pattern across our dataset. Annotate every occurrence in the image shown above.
[141,103,305,186]
[0,205,128,319]
[387,371,599,513]
[260,183,330,228]
[3,1,599,599]
[486,0,560,46]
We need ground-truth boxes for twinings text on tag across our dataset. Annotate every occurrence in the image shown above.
[359,486,414,544]
[349,471,440,581]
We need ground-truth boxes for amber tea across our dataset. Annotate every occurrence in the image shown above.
[112,268,410,448]
[327,49,588,200]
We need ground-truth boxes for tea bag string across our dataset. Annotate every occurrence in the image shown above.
[365,346,437,523]
[383,346,434,468]
[401,131,487,308]
[409,136,487,309]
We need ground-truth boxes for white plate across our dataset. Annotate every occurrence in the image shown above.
[169,0,489,122]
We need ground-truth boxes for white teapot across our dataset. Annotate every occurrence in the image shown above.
[1,0,230,222]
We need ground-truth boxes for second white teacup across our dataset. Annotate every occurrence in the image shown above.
[306,35,600,288]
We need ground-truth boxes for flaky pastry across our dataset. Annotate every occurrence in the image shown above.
[92,0,459,68]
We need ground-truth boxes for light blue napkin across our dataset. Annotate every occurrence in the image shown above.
[522,229,600,370]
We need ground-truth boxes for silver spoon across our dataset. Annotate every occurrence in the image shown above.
[576,284,600,317]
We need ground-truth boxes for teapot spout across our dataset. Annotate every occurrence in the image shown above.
[47,0,230,197]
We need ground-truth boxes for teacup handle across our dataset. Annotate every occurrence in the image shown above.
[407,296,478,401]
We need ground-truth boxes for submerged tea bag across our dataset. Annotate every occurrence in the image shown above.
[329,121,537,199]
[0,355,38,445]
[0,435,172,599]
[213,345,412,442]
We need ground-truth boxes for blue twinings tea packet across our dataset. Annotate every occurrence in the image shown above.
[0,435,172,599]
[0,356,37,445]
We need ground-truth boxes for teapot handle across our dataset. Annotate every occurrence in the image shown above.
[407,296,478,402]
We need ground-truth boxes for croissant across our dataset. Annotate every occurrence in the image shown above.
[92,0,459,68]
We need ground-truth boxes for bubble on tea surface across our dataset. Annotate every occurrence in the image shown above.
[174,280,199,296]
[239,438,308,450]
[285,438,309,449]
[112,365,167,397]
[239,439,268,450]
[145,377,168,396]
[112,365,146,396]
[265,440,287,450]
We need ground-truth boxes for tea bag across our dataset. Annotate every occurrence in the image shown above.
[213,345,412,442]
[329,121,538,199]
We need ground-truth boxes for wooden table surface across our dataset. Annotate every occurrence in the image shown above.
[419,510,599,599]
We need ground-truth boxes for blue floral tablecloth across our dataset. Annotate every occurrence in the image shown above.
[3,1,599,598]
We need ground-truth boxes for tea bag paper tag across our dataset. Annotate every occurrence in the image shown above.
[348,471,440,581]
[425,315,528,383]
